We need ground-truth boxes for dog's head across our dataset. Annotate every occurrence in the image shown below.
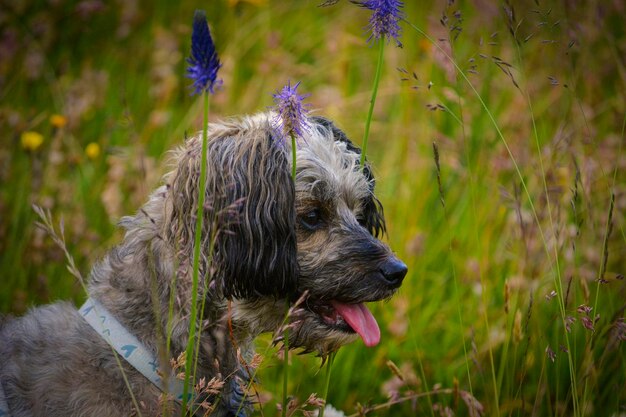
[165,113,406,355]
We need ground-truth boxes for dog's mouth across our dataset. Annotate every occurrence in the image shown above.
[306,299,381,347]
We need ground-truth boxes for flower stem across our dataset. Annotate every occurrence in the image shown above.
[291,134,297,182]
[282,130,297,414]
[360,37,385,168]
[182,91,210,414]
[319,352,336,417]
[282,313,289,417]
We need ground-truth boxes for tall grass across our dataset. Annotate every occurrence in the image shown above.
[1,1,625,416]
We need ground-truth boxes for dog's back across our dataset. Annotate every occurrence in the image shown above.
[0,302,165,417]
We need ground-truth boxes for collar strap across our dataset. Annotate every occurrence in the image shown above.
[79,298,189,402]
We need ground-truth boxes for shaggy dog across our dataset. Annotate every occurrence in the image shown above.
[0,114,407,417]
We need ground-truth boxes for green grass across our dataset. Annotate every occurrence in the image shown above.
[1,1,625,416]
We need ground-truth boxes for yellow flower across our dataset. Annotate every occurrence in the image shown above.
[85,142,101,160]
[418,38,431,53]
[49,114,67,128]
[21,131,44,151]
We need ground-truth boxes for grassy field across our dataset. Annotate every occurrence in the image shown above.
[1,1,625,416]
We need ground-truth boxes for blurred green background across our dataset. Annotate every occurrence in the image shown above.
[1,0,625,416]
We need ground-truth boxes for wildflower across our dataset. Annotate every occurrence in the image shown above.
[459,390,485,417]
[357,0,402,168]
[360,0,404,46]
[545,345,556,363]
[171,351,186,371]
[418,38,431,52]
[304,393,325,409]
[186,10,222,95]
[49,114,67,128]
[576,304,592,315]
[272,81,310,140]
[21,131,44,151]
[581,316,595,332]
[85,142,101,160]
[272,81,310,183]
[385,360,404,382]
[194,376,224,396]
[615,318,625,341]
[315,404,346,417]
[183,11,222,413]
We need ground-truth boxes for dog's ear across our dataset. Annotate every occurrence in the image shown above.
[166,121,298,299]
[310,116,387,238]
[361,192,386,238]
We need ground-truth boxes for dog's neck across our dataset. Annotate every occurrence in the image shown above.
[85,190,292,400]
[227,298,288,343]
[87,238,287,350]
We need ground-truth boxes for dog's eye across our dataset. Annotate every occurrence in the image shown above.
[300,209,322,230]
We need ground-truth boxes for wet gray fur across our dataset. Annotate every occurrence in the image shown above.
[0,113,404,416]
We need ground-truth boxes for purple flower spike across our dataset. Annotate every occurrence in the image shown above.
[272,81,310,139]
[187,10,222,95]
[361,0,403,46]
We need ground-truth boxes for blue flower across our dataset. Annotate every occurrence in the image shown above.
[361,0,403,46]
[272,81,310,139]
[187,10,222,95]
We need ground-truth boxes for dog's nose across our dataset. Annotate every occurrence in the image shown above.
[379,258,408,288]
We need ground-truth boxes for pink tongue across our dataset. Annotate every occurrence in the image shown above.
[330,301,381,347]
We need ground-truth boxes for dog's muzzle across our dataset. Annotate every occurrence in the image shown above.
[297,253,408,348]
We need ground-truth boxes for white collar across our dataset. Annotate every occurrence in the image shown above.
[79,298,188,402]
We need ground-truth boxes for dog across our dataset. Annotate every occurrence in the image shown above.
[0,113,407,416]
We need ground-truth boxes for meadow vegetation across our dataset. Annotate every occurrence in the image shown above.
[1,1,625,415]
